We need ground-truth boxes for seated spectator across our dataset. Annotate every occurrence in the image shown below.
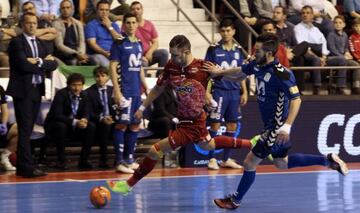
[42,73,95,170]
[344,0,360,19]
[0,85,18,171]
[111,0,130,18]
[85,66,114,168]
[84,0,122,23]
[19,0,57,24]
[147,86,177,139]
[129,1,169,69]
[294,5,347,94]
[254,0,287,20]
[53,0,93,65]
[287,0,335,37]
[0,3,18,68]
[85,0,122,67]
[347,18,360,94]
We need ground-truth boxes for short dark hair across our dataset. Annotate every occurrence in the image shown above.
[96,0,110,9]
[123,12,137,22]
[67,73,85,85]
[219,18,234,29]
[130,1,142,9]
[20,12,37,24]
[261,20,275,30]
[256,33,280,55]
[353,18,360,26]
[301,5,313,13]
[274,6,287,16]
[169,35,191,51]
[93,66,109,76]
[334,15,345,23]
[22,1,35,10]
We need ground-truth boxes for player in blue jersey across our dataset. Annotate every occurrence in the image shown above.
[109,13,148,174]
[204,33,349,210]
[205,19,248,170]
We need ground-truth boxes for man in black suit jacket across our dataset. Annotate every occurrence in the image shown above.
[6,13,57,178]
[43,73,95,170]
[86,66,114,168]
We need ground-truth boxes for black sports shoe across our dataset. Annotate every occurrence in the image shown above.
[327,153,349,176]
[213,194,240,210]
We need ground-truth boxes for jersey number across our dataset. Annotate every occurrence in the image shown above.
[256,79,265,96]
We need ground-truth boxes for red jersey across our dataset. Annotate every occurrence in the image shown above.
[349,33,360,61]
[156,58,211,89]
[170,77,205,120]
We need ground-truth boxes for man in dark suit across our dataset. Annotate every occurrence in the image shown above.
[6,13,57,178]
[86,66,114,168]
[43,73,95,170]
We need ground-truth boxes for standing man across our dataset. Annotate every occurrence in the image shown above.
[205,18,248,170]
[129,1,169,69]
[7,13,57,177]
[209,33,349,210]
[109,13,148,173]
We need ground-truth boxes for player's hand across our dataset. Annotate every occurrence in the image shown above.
[201,61,221,74]
[102,116,113,125]
[119,96,130,108]
[276,132,290,145]
[240,93,248,106]
[27,58,38,64]
[45,55,55,61]
[134,109,143,120]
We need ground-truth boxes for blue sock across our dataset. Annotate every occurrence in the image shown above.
[234,170,256,203]
[113,129,125,164]
[124,130,138,164]
[223,131,235,161]
[208,129,218,159]
[288,153,328,169]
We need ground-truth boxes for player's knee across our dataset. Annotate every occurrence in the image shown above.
[243,158,257,171]
[197,139,214,150]
[273,158,288,170]
[148,144,164,160]
[115,123,127,131]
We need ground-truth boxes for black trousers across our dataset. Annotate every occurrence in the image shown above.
[13,86,41,173]
[94,121,113,163]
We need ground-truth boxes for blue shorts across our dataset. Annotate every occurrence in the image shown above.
[251,129,292,159]
[208,89,241,123]
[114,95,141,125]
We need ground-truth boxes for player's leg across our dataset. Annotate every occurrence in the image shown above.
[1,124,17,171]
[113,123,131,173]
[107,137,173,195]
[219,122,242,169]
[199,134,251,151]
[207,122,220,170]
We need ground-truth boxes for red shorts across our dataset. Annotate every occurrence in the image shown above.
[168,111,210,150]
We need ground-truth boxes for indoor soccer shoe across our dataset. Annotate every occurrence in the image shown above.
[327,153,349,176]
[208,158,219,170]
[213,194,240,210]
[107,180,131,195]
[220,158,243,169]
[250,135,274,161]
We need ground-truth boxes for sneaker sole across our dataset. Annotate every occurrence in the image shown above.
[331,154,349,176]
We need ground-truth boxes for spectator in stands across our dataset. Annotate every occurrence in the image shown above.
[43,73,95,170]
[7,13,57,177]
[129,1,169,69]
[261,20,291,68]
[254,0,287,20]
[272,6,297,47]
[111,0,130,18]
[85,66,114,168]
[85,0,122,68]
[347,18,360,94]
[344,0,360,19]
[109,13,148,173]
[0,85,18,171]
[53,0,92,65]
[20,1,57,53]
[19,0,57,25]
[0,3,18,68]
[287,0,335,37]
[84,0,122,23]
[294,5,347,95]
[147,86,177,139]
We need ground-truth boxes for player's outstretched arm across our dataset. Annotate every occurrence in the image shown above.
[135,85,165,119]
[202,61,242,77]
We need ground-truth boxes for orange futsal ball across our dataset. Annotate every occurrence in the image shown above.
[89,186,111,208]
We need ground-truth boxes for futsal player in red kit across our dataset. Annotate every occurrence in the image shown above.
[107,35,252,194]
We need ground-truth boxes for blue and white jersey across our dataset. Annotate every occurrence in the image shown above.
[109,33,143,97]
[242,60,300,130]
[205,42,245,90]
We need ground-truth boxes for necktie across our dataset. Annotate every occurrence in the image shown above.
[101,89,109,116]
[71,95,79,116]
[30,38,42,84]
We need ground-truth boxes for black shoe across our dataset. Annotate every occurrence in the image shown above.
[213,194,241,210]
[54,162,69,170]
[16,169,47,178]
[327,153,349,176]
[78,161,93,169]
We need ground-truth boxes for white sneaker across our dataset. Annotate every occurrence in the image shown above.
[1,150,16,171]
[220,159,243,169]
[116,164,134,174]
[126,162,139,170]
[208,158,219,170]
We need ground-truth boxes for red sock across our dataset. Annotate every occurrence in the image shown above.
[127,156,158,187]
[214,136,251,149]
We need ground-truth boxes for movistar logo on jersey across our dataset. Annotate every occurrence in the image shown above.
[128,53,142,71]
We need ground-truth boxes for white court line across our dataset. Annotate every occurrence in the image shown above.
[0,169,359,185]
